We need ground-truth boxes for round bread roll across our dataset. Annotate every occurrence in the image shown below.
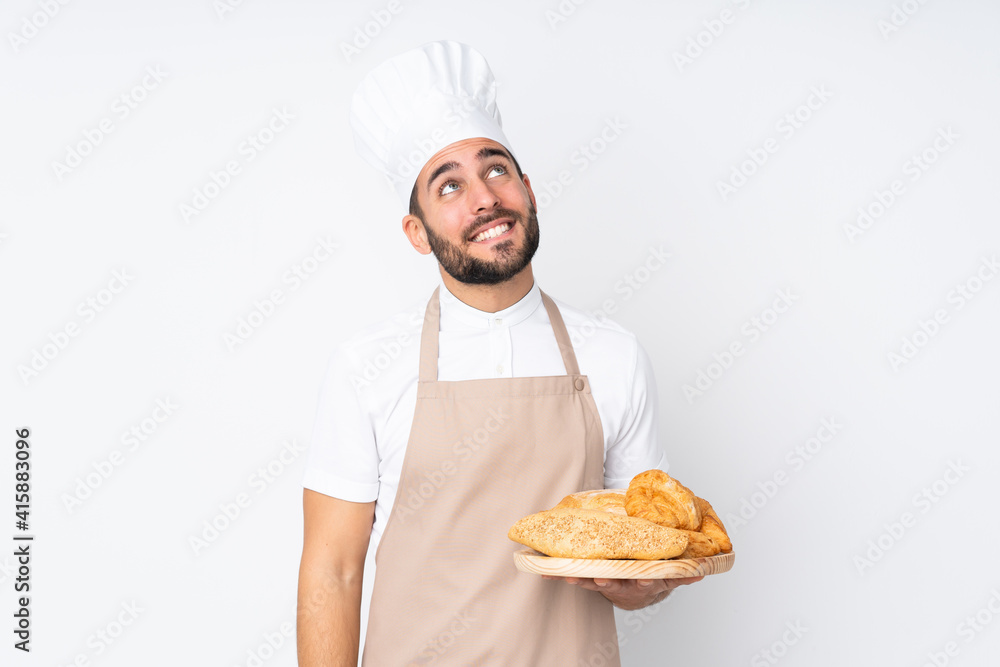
[624,470,702,531]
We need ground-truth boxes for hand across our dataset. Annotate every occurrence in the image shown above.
[541,575,704,610]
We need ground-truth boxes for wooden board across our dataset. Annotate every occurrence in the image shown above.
[513,549,735,579]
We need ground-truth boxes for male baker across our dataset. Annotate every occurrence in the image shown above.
[297,41,701,666]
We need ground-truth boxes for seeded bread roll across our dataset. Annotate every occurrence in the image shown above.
[508,508,688,560]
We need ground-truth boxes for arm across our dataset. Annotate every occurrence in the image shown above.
[603,337,667,488]
[297,489,375,667]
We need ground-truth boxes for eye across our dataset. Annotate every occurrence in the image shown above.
[438,181,459,195]
[487,163,507,178]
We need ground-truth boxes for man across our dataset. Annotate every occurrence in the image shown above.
[297,41,701,666]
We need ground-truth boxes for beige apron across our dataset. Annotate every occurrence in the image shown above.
[362,286,620,666]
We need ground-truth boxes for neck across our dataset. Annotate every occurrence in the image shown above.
[438,264,535,313]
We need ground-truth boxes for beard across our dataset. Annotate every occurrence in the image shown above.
[423,203,540,285]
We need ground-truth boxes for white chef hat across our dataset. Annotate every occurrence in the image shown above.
[349,40,515,210]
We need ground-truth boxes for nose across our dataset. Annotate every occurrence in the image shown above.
[467,175,500,213]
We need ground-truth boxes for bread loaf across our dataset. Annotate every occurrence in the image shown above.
[508,508,688,560]
[553,489,627,515]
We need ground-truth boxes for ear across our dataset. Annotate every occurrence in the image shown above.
[402,214,433,255]
[521,173,537,211]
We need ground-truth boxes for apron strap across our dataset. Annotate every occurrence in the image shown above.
[418,285,582,382]
[539,290,581,376]
[418,287,442,383]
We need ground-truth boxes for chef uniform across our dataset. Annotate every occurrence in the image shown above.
[301,41,667,665]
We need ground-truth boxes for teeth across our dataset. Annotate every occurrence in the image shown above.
[472,222,511,242]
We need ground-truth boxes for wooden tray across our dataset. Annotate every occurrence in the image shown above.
[513,549,735,579]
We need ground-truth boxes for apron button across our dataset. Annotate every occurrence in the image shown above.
[574,378,585,391]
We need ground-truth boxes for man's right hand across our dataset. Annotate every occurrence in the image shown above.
[297,490,375,667]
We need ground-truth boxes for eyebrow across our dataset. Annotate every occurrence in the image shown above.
[476,146,513,163]
[425,146,514,193]
[426,160,461,193]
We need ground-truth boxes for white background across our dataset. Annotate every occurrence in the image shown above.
[2,1,999,666]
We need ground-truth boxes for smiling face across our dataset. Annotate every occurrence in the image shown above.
[404,138,539,286]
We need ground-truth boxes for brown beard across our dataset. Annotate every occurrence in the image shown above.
[423,203,540,285]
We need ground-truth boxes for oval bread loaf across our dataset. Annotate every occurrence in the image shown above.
[508,508,689,560]
[553,489,628,515]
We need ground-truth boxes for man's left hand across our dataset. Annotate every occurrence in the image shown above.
[541,575,704,610]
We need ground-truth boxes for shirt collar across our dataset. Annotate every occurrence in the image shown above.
[437,273,542,329]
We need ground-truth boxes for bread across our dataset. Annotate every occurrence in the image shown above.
[553,489,627,515]
[508,508,688,560]
[624,469,702,531]
[695,497,732,553]
[507,470,733,561]
[675,528,721,559]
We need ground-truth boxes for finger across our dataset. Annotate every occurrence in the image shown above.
[594,578,624,594]
[574,579,605,592]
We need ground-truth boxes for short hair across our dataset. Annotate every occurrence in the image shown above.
[409,149,524,220]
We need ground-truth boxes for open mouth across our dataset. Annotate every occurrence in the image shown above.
[470,220,514,243]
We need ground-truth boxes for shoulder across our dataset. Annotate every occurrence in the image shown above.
[325,295,427,389]
[341,300,425,355]
[544,293,639,356]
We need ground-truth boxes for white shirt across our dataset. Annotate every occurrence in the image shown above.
[301,274,668,552]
